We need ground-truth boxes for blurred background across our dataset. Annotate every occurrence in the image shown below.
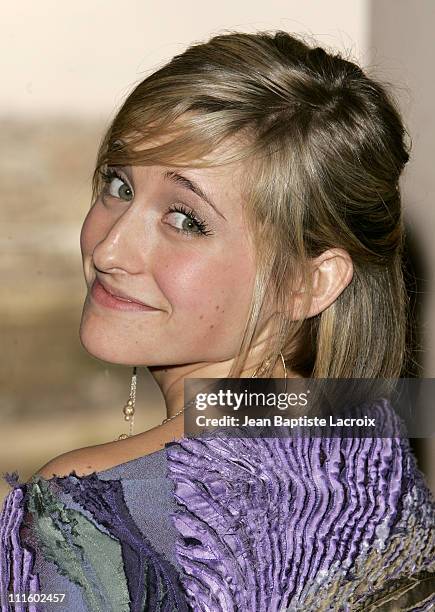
[1,0,434,504]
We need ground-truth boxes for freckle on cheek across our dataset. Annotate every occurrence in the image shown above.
[199,315,203,320]
[209,324,214,329]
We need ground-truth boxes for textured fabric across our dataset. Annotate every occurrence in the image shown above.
[166,429,435,611]
[1,449,185,612]
[0,486,40,611]
[1,398,434,611]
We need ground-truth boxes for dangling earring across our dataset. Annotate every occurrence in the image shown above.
[117,366,137,441]
[251,352,288,396]
[251,352,287,379]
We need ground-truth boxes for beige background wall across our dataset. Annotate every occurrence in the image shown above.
[2,1,368,117]
[1,1,433,504]
[368,0,435,497]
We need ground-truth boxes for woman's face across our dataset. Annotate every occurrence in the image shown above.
[79,150,259,367]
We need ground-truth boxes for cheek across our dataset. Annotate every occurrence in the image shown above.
[157,244,256,329]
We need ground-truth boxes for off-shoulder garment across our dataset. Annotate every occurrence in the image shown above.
[1,398,435,611]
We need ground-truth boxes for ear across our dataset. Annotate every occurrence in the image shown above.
[291,248,354,320]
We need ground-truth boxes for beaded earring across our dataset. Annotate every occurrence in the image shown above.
[117,352,287,440]
[117,366,137,441]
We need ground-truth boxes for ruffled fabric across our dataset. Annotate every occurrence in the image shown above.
[0,471,188,612]
[45,472,188,611]
[165,399,435,611]
[0,484,40,611]
[0,397,434,611]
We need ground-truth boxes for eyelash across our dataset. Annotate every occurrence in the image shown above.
[99,167,214,238]
[165,203,214,237]
[100,167,133,200]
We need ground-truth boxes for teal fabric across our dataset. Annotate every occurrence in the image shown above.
[28,448,182,611]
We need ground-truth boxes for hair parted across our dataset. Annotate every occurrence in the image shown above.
[92,29,413,379]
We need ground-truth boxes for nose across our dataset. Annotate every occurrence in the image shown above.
[92,206,151,275]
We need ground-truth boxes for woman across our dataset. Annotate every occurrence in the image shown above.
[1,30,434,611]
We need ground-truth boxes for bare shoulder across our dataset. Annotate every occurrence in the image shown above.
[33,443,115,480]
[32,421,182,481]
[32,430,166,481]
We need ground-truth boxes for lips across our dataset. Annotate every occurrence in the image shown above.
[95,278,156,308]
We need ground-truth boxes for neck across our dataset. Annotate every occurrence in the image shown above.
[149,358,236,421]
[148,350,298,423]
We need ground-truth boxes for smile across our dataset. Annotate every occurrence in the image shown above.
[90,279,161,312]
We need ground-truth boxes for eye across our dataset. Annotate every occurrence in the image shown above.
[100,168,134,201]
[165,203,214,237]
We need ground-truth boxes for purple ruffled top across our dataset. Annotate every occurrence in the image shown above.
[1,398,434,611]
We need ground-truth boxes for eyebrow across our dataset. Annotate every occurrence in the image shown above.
[163,170,226,220]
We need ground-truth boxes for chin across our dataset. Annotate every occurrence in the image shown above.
[78,315,133,365]
[78,332,133,365]
[78,314,166,366]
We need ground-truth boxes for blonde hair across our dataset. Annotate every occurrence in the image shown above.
[92,30,413,379]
